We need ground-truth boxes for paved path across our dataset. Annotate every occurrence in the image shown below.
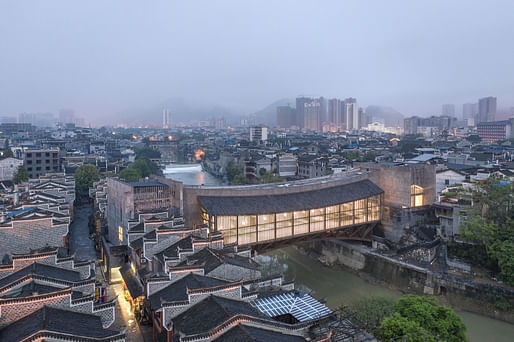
[110,283,145,342]
[69,204,97,261]
[71,203,151,341]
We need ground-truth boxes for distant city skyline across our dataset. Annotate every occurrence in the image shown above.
[2,1,514,125]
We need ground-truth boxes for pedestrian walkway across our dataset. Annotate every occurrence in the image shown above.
[111,283,143,342]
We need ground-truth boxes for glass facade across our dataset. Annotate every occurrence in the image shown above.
[207,194,382,245]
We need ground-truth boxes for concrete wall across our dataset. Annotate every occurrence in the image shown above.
[356,162,436,208]
[106,178,134,245]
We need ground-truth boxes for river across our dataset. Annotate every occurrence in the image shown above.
[165,164,514,342]
[163,163,224,186]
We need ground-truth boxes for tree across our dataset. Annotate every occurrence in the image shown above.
[259,170,283,184]
[377,312,429,342]
[226,161,243,183]
[118,168,141,182]
[74,164,99,193]
[233,174,246,185]
[133,157,154,178]
[12,165,29,184]
[2,147,14,159]
[459,178,514,285]
[135,147,161,159]
[378,295,467,342]
[345,296,396,332]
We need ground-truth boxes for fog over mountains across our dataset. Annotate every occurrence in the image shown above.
[116,97,405,127]
[2,1,514,125]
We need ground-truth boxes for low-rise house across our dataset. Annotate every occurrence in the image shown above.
[0,306,126,342]
[0,158,23,181]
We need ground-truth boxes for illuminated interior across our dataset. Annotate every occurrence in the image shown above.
[410,185,424,207]
[205,194,382,245]
[118,225,123,243]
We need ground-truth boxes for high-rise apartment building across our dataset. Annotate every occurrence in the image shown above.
[478,97,497,123]
[328,98,343,129]
[162,109,172,128]
[462,103,478,120]
[358,107,367,129]
[344,98,358,130]
[295,96,311,128]
[304,99,322,131]
[276,105,296,128]
[442,104,455,117]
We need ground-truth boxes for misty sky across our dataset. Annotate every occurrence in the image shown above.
[1,0,514,124]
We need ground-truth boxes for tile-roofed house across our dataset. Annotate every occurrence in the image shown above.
[0,247,94,280]
[152,233,224,273]
[0,262,116,327]
[0,205,70,255]
[148,273,233,309]
[0,306,125,342]
[212,324,308,342]
[163,295,332,342]
[171,247,261,283]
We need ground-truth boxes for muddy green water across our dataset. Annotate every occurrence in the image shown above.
[259,247,514,342]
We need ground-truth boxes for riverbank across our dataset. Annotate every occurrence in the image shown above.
[260,246,514,342]
[304,240,514,323]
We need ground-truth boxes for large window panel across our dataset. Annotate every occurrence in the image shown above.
[368,195,381,221]
[354,199,367,224]
[258,214,275,242]
[294,210,309,235]
[326,205,340,229]
[238,215,257,245]
[411,185,424,207]
[276,212,293,238]
[217,216,237,244]
[310,208,325,232]
[341,202,354,226]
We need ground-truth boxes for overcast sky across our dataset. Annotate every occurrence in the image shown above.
[1,0,514,124]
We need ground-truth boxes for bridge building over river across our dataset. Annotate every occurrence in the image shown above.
[183,163,436,249]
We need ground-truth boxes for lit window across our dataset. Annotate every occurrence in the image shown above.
[411,185,424,207]
[118,225,123,243]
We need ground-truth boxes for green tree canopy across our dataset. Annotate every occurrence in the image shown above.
[377,295,467,342]
[12,165,29,184]
[460,178,514,285]
[74,164,99,193]
[132,157,158,178]
[2,147,14,159]
[259,170,283,184]
[377,312,429,342]
[232,173,246,185]
[345,296,396,332]
[119,168,141,182]
[226,161,243,183]
[135,147,161,159]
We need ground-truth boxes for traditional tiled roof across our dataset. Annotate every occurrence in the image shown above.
[174,248,260,274]
[172,295,269,336]
[0,262,82,290]
[213,324,307,342]
[198,180,383,215]
[0,306,124,342]
[149,273,229,308]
